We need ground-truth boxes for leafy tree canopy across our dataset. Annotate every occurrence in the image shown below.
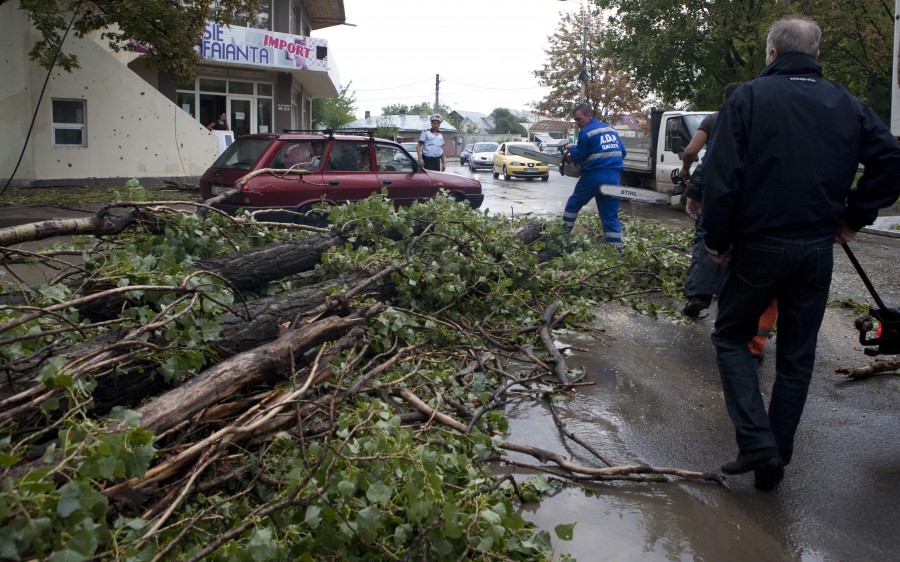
[382,102,453,121]
[17,0,264,83]
[490,108,527,135]
[534,10,645,119]
[312,82,357,130]
[593,0,893,120]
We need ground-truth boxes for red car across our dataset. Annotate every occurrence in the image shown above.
[198,132,483,224]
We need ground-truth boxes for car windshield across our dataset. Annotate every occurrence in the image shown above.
[473,143,499,152]
[211,138,272,170]
[682,113,709,137]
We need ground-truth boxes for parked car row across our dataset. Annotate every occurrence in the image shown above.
[198,132,483,225]
[459,143,474,165]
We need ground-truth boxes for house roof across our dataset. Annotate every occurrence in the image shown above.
[530,120,572,133]
[450,110,494,133]
[343,113,457,133]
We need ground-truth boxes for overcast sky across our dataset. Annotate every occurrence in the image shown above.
[315,0,581,118]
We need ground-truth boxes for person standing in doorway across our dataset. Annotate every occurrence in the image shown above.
[563,103,626,250]
[208,112,229,131]
[700,15,900,491]
[417,115,446,172]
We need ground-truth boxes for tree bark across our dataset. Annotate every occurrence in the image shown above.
[136,304,383,433]
[0,209,141,246]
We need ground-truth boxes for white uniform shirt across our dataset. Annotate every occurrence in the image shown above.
[418,130,444,157]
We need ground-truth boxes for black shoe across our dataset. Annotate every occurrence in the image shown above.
[721,447,781,475]
[683,297,711,318]
[754,463,785,492]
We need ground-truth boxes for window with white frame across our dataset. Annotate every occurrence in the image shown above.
[52,99,86,146]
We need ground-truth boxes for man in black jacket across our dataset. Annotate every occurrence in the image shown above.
[700,15,900,491]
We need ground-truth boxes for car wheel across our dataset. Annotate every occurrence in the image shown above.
[541,174,549,182]
[469,161,476,172]
[503,166,512,181]
[492,168,499,179]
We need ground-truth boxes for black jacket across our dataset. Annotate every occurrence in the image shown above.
[700,52,900,253]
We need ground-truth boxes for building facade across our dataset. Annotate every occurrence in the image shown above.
[0,0,345,188]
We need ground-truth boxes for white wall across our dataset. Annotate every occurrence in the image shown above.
[0,2,219,187]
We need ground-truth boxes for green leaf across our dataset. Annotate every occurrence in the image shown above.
[247,526,277,562]
[48,549,88,562]
[554,522,576,541]
[304,505,322,529]
[365,481,392,505]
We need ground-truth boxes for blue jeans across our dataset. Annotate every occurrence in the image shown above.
[711,235,833,465]
[684,215,726,300]
[562,170,622,249]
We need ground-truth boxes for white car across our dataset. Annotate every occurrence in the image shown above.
[468,142,500,171]
[400,142,419,160]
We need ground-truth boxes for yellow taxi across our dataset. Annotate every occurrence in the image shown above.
[492,142,550,181]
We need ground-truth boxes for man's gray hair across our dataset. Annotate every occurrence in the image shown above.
[572,103,594,117]
[767,15,820,57]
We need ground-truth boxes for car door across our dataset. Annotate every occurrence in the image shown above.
[493,143,507,172]
[256,140,326,208]
[375,142,436,205]
[320,140,382,204]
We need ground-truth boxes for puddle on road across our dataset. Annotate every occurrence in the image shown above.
[500,336,804,561]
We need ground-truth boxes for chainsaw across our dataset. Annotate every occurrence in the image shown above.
[842,243,900,356]
[506,144,673,205]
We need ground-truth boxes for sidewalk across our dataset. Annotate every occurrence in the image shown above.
[862,214,900,238]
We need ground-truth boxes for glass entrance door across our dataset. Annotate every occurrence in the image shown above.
[229,97,254,137]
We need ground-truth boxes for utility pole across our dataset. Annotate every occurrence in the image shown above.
[434,74,440,114]
[579,1,587,104]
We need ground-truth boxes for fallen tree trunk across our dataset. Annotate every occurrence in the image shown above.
[136,303,384,433]
[0,208,141,246]
[196,230,348,293]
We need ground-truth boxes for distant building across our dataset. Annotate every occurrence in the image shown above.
[344,111,458,158]
[609,114,645,137]
[449,110,494,134]
[1,0,346,187]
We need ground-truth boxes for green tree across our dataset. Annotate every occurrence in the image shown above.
[382,102,453,120]
[17,0,264,83]
[793,0,894,117]
[375,117,398,141]
[534,9,644,119]
[595,0,894,120]
[312,83,358,130]
[490,108,527,135]
[595,0,780,110]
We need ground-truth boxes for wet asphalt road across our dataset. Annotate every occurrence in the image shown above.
[449,165,900,561]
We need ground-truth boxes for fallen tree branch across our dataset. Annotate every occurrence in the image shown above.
[538,303,569,384]
[836,359,900,379]
[500,441,725,485]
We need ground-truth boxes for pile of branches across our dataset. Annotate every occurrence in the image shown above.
[0,191,716,560]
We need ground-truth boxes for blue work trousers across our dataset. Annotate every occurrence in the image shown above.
[563,170,622,249]
[684,215,726,299]
[712,235,833,465]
